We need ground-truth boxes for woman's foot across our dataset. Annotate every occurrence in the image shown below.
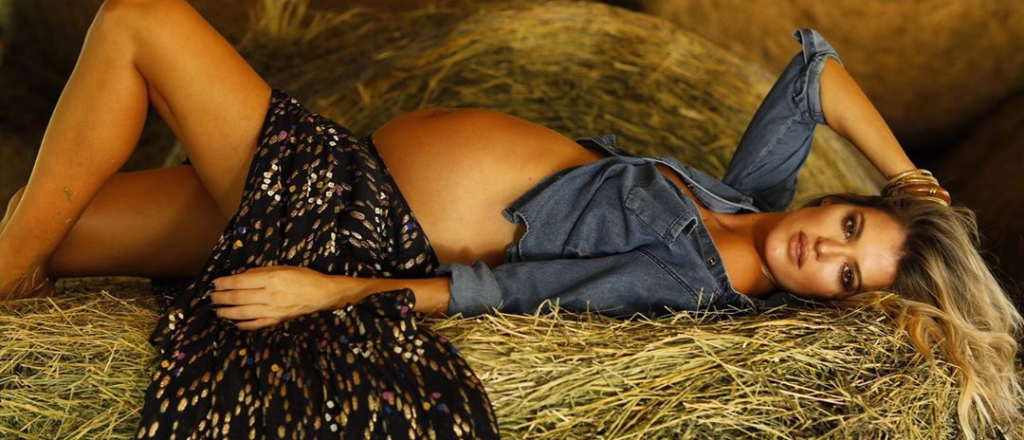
[0,264,57,300]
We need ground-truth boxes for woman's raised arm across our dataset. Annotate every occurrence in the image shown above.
[818,57,916,179]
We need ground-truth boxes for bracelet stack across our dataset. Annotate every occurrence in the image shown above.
[881,168,951,206]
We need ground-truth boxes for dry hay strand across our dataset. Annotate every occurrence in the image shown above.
[2,283,974,439]
[165,0,883,210]
[0,279,157,439]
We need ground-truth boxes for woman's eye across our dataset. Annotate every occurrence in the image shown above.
[841,264,853,290]
[843,215,855,239]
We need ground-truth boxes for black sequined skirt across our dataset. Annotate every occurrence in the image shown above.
[138,88,501,439]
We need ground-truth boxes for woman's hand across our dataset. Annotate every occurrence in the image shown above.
[209,265,341,331]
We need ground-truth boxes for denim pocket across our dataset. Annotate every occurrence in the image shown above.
[625,178,697,245]
[634,247,701,305]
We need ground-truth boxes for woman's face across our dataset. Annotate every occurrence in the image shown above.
[764,200,907,299]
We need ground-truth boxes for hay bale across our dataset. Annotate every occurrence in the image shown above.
[632,0,1024,152]
[2,279,973,439]
[165,0,883,209]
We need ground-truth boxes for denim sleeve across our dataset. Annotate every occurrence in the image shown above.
[721,28,845,212]
[434,250,697,319]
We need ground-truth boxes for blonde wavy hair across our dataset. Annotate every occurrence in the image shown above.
[799,193,1024,439]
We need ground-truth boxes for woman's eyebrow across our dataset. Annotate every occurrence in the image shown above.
[855,211,865,291]
[855,260,863,292]
[855,211,865,241]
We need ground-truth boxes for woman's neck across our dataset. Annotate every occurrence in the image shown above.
[713,211,787,296]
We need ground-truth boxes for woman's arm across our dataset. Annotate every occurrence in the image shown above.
[209,266,453,331]
[327,274,453,318]
[818,57,916,179]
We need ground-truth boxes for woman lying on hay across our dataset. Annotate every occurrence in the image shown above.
[0,0,1020,439]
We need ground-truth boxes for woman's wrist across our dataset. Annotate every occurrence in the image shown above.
[880,159,919,181]
[324,274,452,317]
[325,274,374,310]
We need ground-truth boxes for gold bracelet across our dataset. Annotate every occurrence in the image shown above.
[886,176,939,186]
[884,178,940,193]
[883,185,932,197]
[885,169,935,183]
[879,177,951,206]
[886,169,926,182]
[882,169,939,195]
[883,185,941,199]
[886,168,932,182]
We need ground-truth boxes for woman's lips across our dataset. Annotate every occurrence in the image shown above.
[799,232,806,268]
[789,232,799,267]
[789,231,806,268]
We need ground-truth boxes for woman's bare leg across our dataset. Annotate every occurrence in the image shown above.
[0,3,147,298]
[2,166,229,280]
[0,0,272,299]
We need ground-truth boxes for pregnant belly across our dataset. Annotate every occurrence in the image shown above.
[370,108,608,268]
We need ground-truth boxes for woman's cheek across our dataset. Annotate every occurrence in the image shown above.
[808,273,834,297]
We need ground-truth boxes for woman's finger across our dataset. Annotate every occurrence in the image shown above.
[212,268,276,291]
[210,289,272,306]
[215,303,274,321]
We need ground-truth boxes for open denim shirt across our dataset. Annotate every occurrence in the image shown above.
[434,29,848,319]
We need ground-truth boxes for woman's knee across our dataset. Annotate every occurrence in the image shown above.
[97,0,161,20]
[93,0,169,49]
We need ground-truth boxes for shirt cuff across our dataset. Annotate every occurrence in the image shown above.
[791,28,845,126]
[433,261,503,317]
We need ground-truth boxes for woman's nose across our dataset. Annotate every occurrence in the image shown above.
[814,236,849,259]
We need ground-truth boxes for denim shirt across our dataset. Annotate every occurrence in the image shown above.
[434,29,847,319]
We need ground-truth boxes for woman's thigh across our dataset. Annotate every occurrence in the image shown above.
[47,165,228,279]
[103,0,272,220]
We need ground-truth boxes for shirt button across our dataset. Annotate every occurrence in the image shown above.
[707,257,717,266]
